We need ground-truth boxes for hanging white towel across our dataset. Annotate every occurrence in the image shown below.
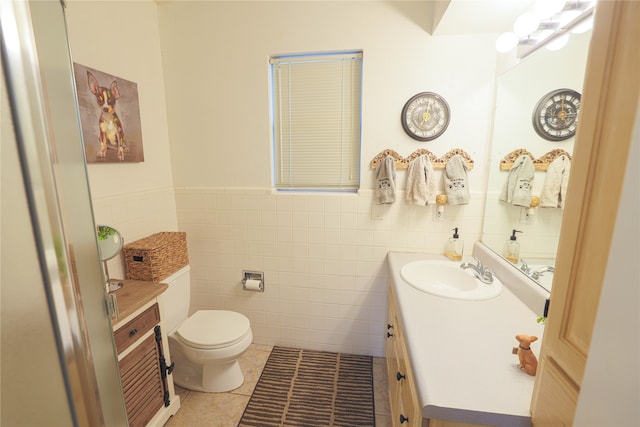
[500,154,534,207]
[375,155,396,204]
[444,154,470,205]
[406,155,437,205]
[540,155,571,208]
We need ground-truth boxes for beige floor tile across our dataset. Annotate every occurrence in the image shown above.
[173,385,190,405]
[373,357,391,416]
[165,391,249,427]
[376,414,393,427]
[165,345,389,426]
[232,344,273,396]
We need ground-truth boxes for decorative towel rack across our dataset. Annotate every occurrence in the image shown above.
[370,148,474,170]
[500,148,572,171]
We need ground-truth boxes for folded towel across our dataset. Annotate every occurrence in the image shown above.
[375,155,396,204]
[444,154,470,205]
[406,155,437,205]
[500,154,534,207]
[540,155,571,208]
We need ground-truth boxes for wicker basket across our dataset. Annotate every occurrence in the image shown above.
[123,232,188,282]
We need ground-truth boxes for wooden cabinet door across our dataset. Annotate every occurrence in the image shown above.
[119,334,165,427]
[386,289,400,411]
[531,2,640,425]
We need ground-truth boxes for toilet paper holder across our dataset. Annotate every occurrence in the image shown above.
[242,270,264,292]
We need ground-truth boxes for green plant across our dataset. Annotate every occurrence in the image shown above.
[97,226,115,241]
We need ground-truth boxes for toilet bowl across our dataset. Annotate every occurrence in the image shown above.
[161,266,253,392]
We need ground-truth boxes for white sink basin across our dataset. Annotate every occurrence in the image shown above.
[400,260,503,300]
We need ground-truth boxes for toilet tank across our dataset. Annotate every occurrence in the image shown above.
[160,265,191,332]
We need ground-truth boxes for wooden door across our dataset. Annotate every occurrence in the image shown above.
[530,2,640,425]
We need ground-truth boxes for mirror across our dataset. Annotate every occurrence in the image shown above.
[97,225,123,292]
[482,30,593,292]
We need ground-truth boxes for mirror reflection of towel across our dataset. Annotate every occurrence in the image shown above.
[406,155,437,205]
[375,155,396,204]
[500,155,534,207]
[444,154,470,205]
[540,155,571,208]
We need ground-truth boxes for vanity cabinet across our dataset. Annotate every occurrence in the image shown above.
[386,286,491,427]
[112,281,180,427]
[119,332,164,427]
[116,303,165,427]
[114,303,161,354]
[386,287,423,427]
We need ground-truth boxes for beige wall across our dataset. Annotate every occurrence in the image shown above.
[157,1,497,191]
[4,0,633,421]
[65,0,179,278]
[155,1,498,356]
[64,1,499,356]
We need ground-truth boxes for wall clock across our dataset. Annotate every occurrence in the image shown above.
[532,88,581,141]
[401,92,450,141]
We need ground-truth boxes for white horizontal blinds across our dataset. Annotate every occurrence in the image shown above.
[272,52,362,189]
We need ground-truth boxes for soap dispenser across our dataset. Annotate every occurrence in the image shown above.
[504,230,522,263]
[444,227,464,261]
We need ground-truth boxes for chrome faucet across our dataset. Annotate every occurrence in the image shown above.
[531,266,555,280]
[519,258,531,275]
[460,257,494,284]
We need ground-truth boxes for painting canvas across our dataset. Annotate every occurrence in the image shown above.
[73,63,144,163]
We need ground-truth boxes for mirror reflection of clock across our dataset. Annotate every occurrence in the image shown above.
[532,88,581,141]
[401,92,450,141]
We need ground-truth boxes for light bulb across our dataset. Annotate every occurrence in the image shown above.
[514,13,541,37]
[495,32,519,53]
[546,34,569,51]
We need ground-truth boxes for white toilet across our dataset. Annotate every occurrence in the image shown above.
[161,266,253,392]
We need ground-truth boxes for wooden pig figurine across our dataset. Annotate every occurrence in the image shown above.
[513,334,538,376]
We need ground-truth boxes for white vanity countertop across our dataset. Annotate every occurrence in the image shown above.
[387,251,546,427]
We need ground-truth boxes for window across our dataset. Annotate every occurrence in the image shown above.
[270,51,363,191]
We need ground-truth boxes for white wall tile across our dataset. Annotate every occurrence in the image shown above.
[175,187,484,357]
[324,197,341,213]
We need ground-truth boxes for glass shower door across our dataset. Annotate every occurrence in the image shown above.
[1,1,128,425]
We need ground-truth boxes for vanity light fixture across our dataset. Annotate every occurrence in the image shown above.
[545,34,570,51]
[513,12,541,37]
[496,32,520,53]
[495,0,596,58]
[570,15,594,34]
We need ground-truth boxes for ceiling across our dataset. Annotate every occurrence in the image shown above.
[431,0,534,35]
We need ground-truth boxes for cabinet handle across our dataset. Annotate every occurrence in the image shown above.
[400,414,409,424]
[387,323,393,329]
[129,328,138,337]
[396,371,406,381]
[387,332,394,338]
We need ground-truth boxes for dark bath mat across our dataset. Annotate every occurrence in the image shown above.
[238,346,375,427]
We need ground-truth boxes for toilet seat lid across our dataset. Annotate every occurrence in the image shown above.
[176,310,251,349]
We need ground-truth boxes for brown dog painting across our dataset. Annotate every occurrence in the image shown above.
[87,71,126,160]
[73,63,144,163]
